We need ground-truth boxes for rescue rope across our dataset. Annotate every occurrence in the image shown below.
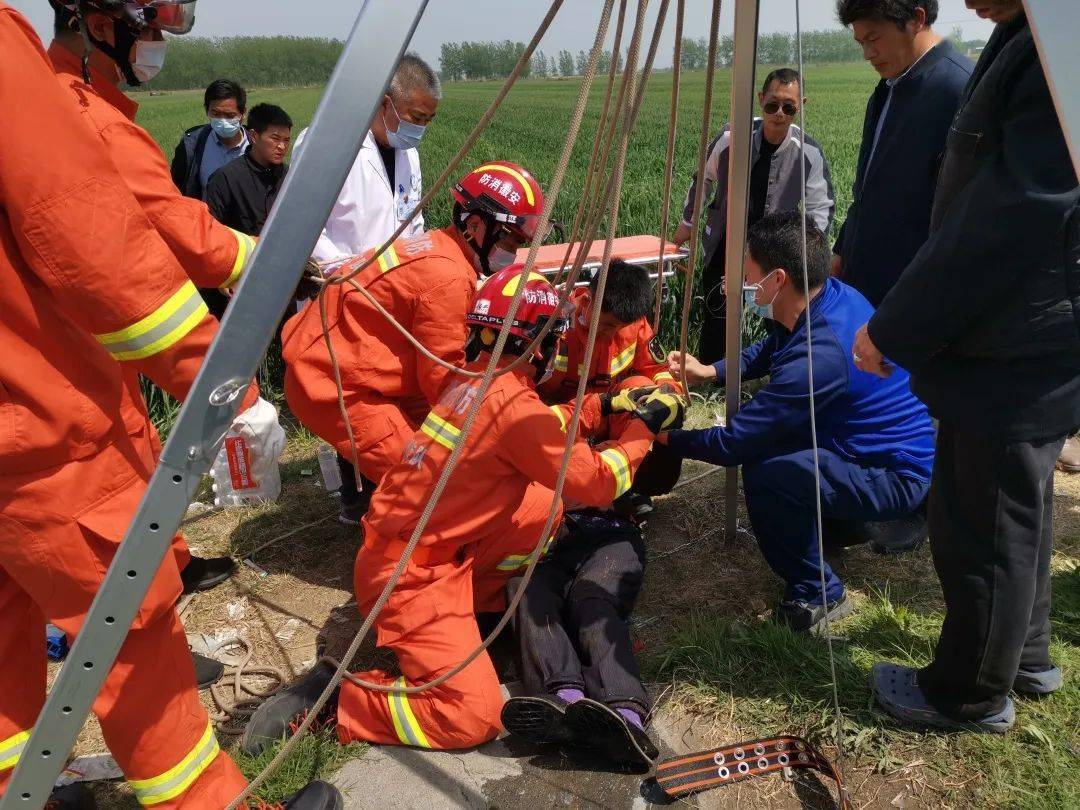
[676,0,722,402]
[205,636,288,736]
[653,0,685,335]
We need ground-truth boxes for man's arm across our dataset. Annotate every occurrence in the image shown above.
[294,127,351,264]
[868,52,1078,369]
[170,132,188,191]
[680,130,726,232]
[412,263,473,405]
[804,140,836,233]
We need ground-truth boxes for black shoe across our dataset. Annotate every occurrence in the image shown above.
[821,518,868,550]
[774,593,853,634]
[193,650,225,689]
[566,699,657,770]
[613,491,654,525]
[867,512,927,555]
[501,695,574,746]
[279,780,344,810]
[45,783,95,810]
[338,487,373,526]
[242,662,338,756]
[180,555,237,594]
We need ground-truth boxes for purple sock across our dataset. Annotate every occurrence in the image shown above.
[617,708,644,730]
[556,688,584,704]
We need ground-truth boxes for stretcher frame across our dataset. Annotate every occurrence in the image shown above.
[517,234,687,287]
[4,0,1077,806]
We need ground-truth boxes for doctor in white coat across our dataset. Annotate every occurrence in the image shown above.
[294,52,442,265]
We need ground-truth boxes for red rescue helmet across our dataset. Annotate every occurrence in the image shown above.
[452,162,545,276]
[465,265,568,384]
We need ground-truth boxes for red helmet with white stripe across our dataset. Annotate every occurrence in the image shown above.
[452,162,545,276]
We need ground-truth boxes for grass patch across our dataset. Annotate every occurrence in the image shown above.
[235,730,367,803]
[650,588,1080,808]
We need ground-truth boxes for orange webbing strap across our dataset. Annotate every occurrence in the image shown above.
[654,735,851,809]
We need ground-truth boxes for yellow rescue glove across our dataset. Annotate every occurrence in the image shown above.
[633,389,685,434]
[600,385,658,416]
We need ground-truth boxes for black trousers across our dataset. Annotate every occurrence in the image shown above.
[511,514,649,715]
[918,422,1066,719]
[697,249,727,365]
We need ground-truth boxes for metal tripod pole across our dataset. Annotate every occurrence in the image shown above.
[1,1,428,805]
[722,0,760,542]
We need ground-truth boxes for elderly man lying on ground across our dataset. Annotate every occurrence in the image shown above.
[663,212,935,632]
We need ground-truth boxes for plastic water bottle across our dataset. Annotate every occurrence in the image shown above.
[209,430,282,507]
[317,443,343,493]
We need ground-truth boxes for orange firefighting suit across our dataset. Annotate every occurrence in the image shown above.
[49,40,258,571]
[0,8,249,806]
[283,228,479,483]
[334,360,655,750]
[539,287,683,495]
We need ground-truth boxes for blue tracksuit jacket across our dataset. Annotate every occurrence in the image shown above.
[667,278,935,480]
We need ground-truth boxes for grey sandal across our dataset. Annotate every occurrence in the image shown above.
[870,662,1015,734]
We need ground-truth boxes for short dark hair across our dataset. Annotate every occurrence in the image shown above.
[204,79,247,113]
[247,104,293,134]
[761,68,801,95]
[590,260,653,324]
[837,0,939,28]
[746,212,830,294]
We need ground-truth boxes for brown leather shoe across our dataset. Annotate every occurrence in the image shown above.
[1057,435,1080,474]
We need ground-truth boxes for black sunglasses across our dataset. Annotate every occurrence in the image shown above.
[763,100,799,117]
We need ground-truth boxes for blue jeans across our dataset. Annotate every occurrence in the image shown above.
[742,449,929,604]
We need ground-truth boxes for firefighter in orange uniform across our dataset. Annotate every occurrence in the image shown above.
[0,5,337,808]
[48,0,261,595]
[539,259,685,518]
[243,268,683,755]
[283,161,545,496]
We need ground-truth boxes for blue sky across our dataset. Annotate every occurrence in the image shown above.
[11,0,996,70]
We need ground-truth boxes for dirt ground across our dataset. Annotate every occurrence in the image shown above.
[63,439,1080,808]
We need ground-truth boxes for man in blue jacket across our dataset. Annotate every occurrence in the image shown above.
[664,212,935,632]
[832,1,972,306]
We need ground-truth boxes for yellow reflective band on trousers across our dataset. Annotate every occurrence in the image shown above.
[654,371,675,383]
[388,677,431,748]
[609,343,636,376]
[223,228,256,288]
[0,730,29,772]
[599,447,632,498]
[553,352,568,372]
[93,281,208,361]
[420,412,461,451]
[376,244,401,273]
[497,553,530,572]
[128,719,219,806]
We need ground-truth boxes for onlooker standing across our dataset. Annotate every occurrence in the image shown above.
[205,104,292,237]
[833,0,973,306]
[170,78,249,201]
[293,53,442,525]
[674,68,834,364]
[854,0,1080,733]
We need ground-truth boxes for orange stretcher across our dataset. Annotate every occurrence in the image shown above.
[516,235,687,286]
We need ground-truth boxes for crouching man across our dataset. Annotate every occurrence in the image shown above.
[243,267,682,754]
[664,212,935,632]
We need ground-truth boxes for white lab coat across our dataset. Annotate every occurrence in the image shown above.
[293,128,424,264]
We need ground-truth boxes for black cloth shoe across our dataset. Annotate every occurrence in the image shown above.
[566,698,657,771]
[774,593,853,634]
[242,662,338,756]
[193,650,224,689]
[612,491,654,525]
[180,555,237,594]
[45,784,95,810]
[867,511,928,556]
[280,780,344,810]
[501,695,575,746]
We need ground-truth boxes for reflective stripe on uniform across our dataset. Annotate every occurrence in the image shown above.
[497,553,530,572]
[654,371,675,384]
[128,719,219,806]
[0,730,29,772]
[93,280,208,361]
[420,412,461,451]
[388,677,432,748]
[610,343,636,376]
[376,244,401,273]
[553,352,568,372]
[223,228,256,288]
[599,447,632,499]
[550,406,568,433]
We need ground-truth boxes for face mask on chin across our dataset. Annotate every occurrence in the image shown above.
[129,39,167,84]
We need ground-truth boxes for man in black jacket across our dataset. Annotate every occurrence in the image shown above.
[854,0,1080,733]
[833,0,973,307]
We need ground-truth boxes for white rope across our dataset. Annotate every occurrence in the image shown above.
[794,0,848,794]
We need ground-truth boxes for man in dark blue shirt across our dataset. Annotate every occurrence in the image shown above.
[663,213,935,632]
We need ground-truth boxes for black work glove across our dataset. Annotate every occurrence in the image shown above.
[632,389,685,434]
[600,385,658,416]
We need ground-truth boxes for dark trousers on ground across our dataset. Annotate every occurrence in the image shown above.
[511,513,650,715]
[918,423,1065,720]
[742,448,930,605]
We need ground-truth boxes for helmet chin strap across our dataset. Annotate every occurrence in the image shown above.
[461,215,503,277]
[80,14,142,86]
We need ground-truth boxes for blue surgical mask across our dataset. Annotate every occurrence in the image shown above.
[742,270,780,320]
[209,116,243,139]
[383,99,427,150]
